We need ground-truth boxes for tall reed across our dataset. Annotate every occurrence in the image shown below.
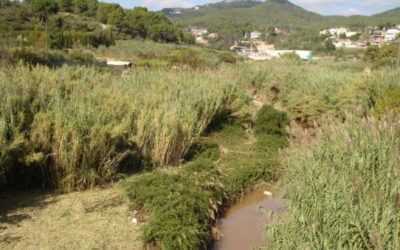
[268,116,400,249]
[0,65,238,190]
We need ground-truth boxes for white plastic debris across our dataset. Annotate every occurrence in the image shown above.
[263,190,273,196]
[106,60,132,67]
[131,217,138,225]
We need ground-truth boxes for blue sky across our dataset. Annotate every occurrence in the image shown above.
[103,0,400,15]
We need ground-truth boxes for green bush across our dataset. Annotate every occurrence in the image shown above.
[166,48,209,69]
[255,105,289,137]
[364,44,399,68]
[185,142,220,162]
[374,85,400,117]
[12,48,66,66]
[217,51,238,64]
[123,158,224,250]
[68,49,97,64]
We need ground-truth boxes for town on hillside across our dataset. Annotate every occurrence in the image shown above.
[189,24,400,61]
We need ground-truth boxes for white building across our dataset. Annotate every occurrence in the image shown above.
[208,33,218,39]
[345,31,359,38]
[320,29,330,36]
[384,29,400,42]
[329,27,348,36]
[321,27,355,38]
[247,50,312,61]
[333,40,361,49]
[195,36,208,45]
[190,27,208,37]
[250,31,262,40]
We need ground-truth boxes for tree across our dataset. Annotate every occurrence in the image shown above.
[0,0,11,8]
[31,0,59,22]
[72,0,88,14]
[324,39,336,52]
[122,7,151,38]
[107,5,124,26]
[149,23,178,43]
[31,0,59,50]
[96,3,123,25]
[57,0,73,12]
[96,3,111,23]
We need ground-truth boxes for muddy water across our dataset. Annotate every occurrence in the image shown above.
[213,190,286,250]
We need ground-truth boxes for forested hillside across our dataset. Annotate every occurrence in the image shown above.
[166,0,400,39]
[0,0,193,50]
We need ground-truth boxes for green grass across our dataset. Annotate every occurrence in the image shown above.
[268,116,400,249]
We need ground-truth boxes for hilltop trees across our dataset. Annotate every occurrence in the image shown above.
[31,0,59,22]
[0,0,194,49]
[57,0,73,12]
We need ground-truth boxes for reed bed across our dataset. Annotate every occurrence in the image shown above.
[268,116,400,249]
[236,59,400,126]
[0,65,239,190]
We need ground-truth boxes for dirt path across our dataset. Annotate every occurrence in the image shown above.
[0,187,141,250]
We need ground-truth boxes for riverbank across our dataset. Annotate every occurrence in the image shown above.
[122,105,289,249]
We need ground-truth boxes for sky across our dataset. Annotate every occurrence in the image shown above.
[103,0,400,16]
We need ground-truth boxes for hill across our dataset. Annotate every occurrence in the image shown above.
[166,0,400,32]
[373,7,400,24]
[166,0,324,30]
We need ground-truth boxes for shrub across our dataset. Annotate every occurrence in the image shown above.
[217,51,237,64]
[255,105,289,137]
[185,142,220,162]
[123,158,224,250]
[68,49,97,65]
[364,44,399,68]
[374,85,400,117]
[166,48,208,69]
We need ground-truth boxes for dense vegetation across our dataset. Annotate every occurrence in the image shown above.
[269,117,400,249]
[0,0,193,50]
[0,64,239,190]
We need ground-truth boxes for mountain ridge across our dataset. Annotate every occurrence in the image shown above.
[164,0,400,30]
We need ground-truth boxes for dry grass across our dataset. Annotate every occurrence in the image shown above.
[0,187,141,250]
